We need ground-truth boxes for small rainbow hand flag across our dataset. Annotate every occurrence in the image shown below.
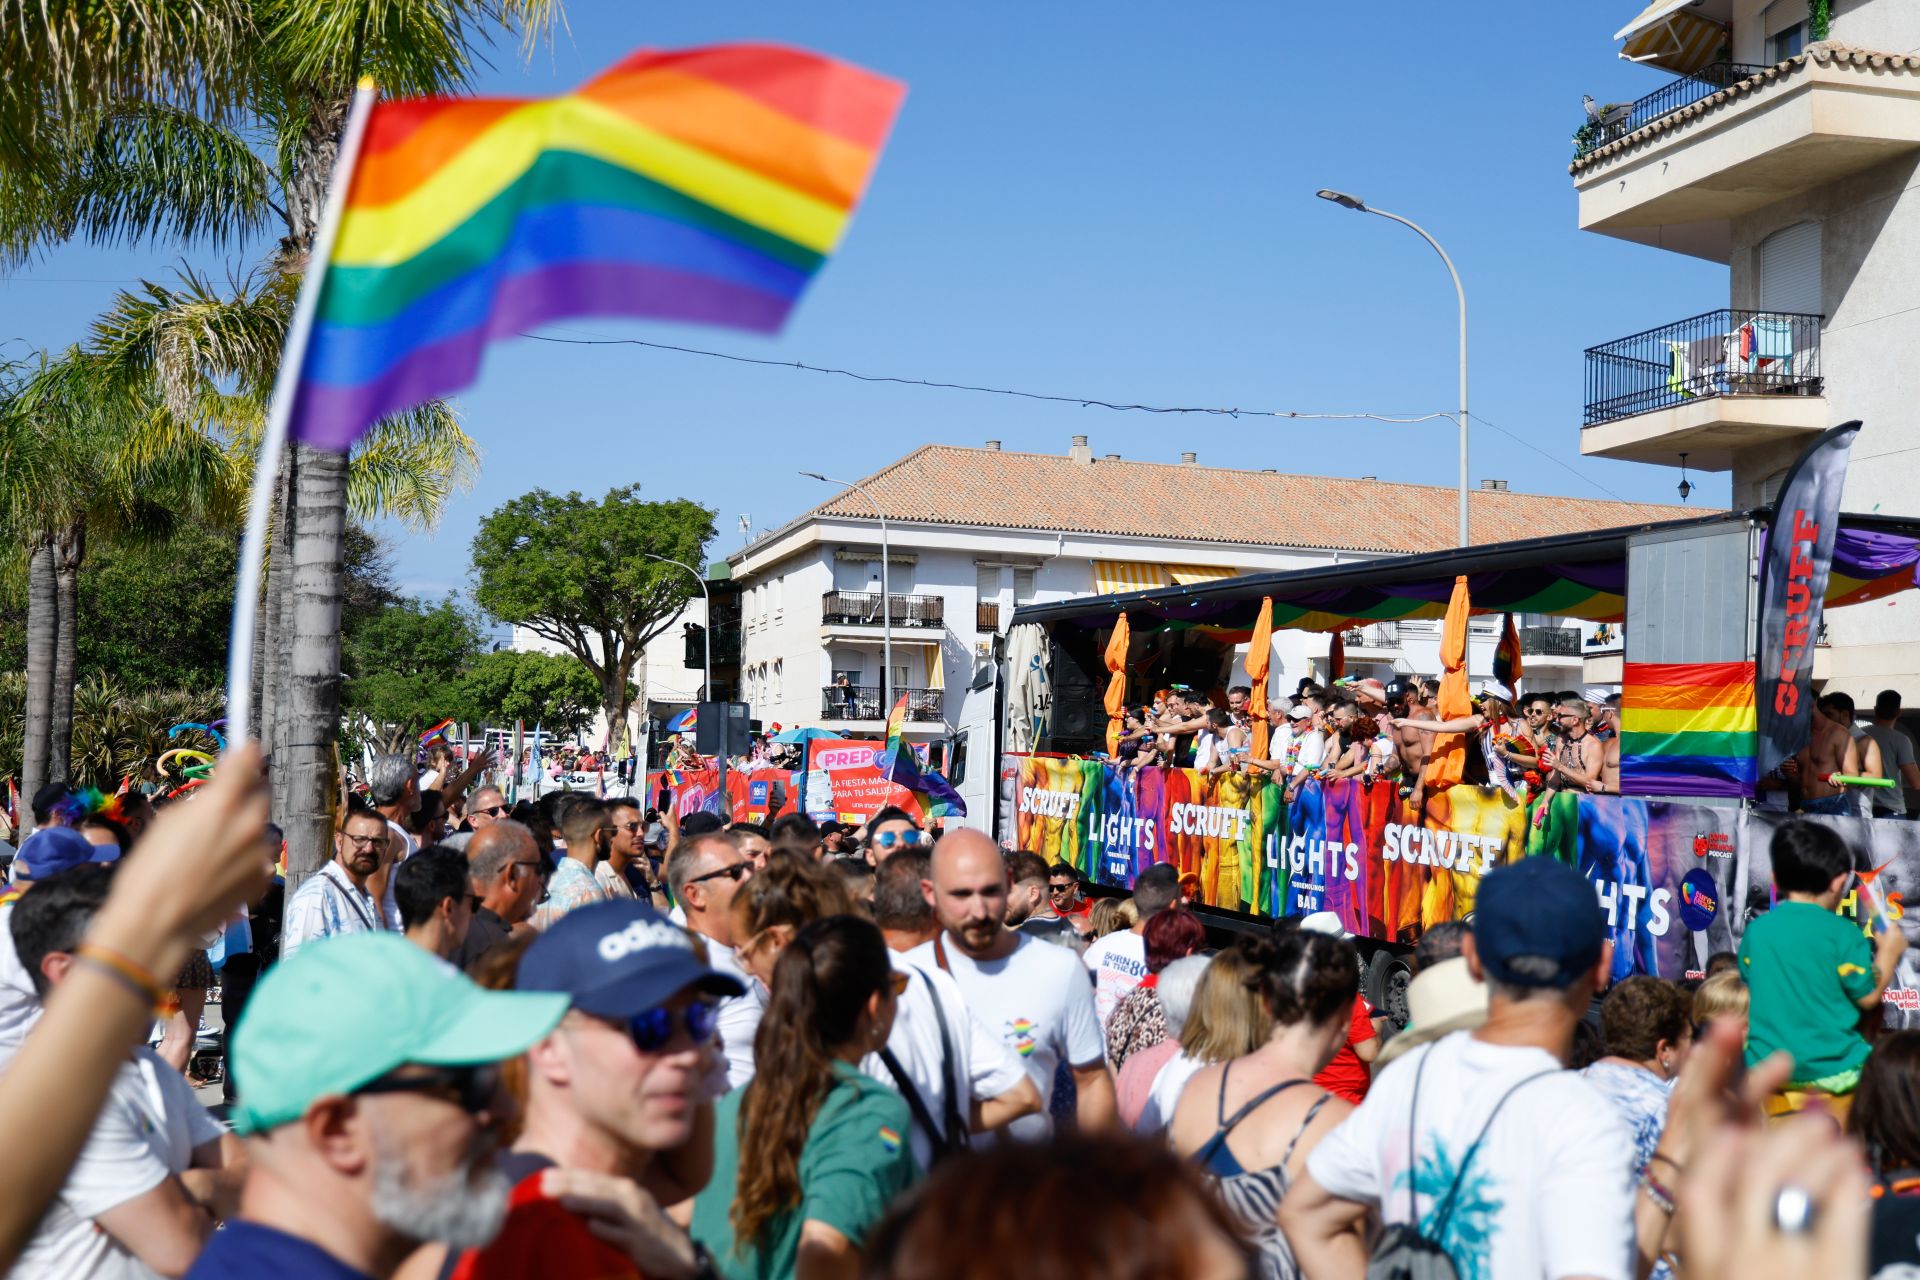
[288,44,906,452]
[419,718,456,745]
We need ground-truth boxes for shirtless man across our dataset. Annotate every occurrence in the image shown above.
[1542,699,1604,794]
[1792,698,1861,816]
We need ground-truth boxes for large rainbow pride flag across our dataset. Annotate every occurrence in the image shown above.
[289,44,906,451]
[1619,660,1757,797]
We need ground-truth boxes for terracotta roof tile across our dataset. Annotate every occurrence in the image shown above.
[789,445,1705,555]
[1570,44,1920,175]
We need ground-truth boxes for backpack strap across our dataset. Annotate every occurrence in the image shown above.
[1427,1070,1555,1238]
[877,1046,951,1164]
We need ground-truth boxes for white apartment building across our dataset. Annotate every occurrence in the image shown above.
[728,438,1697,736]
[1572,0,1920,699]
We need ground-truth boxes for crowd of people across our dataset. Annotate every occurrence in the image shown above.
[0,741,1911,1280]
[1118,676,1920,817]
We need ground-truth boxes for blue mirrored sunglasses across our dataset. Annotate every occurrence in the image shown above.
[628,998,718,1053]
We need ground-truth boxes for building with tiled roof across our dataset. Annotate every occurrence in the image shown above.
[726,436,1700,742]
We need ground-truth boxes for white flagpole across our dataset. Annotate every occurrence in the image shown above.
[225,77,379,745]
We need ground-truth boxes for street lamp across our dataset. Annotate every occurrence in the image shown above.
[1316,188,1470,547]
[801,471,892,717]
[644,553,711,699]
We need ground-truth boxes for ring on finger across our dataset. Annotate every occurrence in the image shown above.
[1772,1184,1816,1235]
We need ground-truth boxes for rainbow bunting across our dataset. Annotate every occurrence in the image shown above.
[289,44,906,451]
[1619,661,1757,797]
[1491,613,1523,691]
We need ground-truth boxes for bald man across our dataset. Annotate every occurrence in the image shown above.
[910,830,1113,1138]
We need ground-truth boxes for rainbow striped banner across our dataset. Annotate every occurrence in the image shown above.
[288,44,906,451]
[1619,660,1757,797]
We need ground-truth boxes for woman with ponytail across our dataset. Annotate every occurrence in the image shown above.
[1168,929,1360,1280]
[691,914,917,1279]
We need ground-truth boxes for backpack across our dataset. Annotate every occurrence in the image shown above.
[1366,1045,1551,1280]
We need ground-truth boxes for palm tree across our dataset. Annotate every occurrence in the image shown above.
[3,0,550,872]
[0,350,242,831]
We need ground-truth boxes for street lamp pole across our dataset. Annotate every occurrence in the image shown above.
[644,553,711,699]
[802,472,892,717]
[1316,189,1470,547]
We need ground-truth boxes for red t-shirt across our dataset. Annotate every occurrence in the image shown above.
[446,1155,642,1280]
[1313,997,1379,1105]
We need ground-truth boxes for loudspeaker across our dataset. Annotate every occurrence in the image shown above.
[695,702,751,757]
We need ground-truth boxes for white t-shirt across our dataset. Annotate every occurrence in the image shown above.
[862,952,1028,1170]
[13,1047,224,1279]
[1193,731,1225,772]
[1136,1049,1204,1133]
[700,934,763,1092]
[907,932,1104,1142]
[380,819,418,930]
[0,899,44,1071]
[1082,929,1148,1027]
[1292,729,1327,776]
[1306,1032,1636,1280]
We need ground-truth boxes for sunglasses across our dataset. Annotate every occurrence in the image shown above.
[626,999,718,1053]
[872,830,928,850]
[616,821,643,834]
[687,862,751,887]
[472,804,509,819]
[354,1062,499,1115]
[1048,882,1077,896]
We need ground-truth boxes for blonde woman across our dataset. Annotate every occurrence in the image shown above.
[1137,947,1275,1132]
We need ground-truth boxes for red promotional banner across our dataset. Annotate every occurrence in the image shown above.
[804,739,916,824]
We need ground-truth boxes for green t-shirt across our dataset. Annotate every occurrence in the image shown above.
[691,1061,919,1280]
[1739,900,1877,1084]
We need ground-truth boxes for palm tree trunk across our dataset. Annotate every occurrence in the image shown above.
[20,534,57,836]
[260,448,295,819]
[282,442,346,888]
[48,521,83,785]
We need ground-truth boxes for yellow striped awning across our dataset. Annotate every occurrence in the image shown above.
[1616,1,1727,74]
[1168,564,1238,586]
[1092,560,1170,594]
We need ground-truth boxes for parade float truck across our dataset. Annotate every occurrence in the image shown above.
[953,469,1920,1030]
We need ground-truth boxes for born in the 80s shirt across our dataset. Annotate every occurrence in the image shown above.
[1306,1032,1636,1280]
[1082,927,1148,1027]
[908,932,1104,1142]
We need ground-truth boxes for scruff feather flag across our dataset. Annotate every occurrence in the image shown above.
[289,44,906,451]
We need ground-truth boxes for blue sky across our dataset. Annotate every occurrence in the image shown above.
[3,1,1730,602]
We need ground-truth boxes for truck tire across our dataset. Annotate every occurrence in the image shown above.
[1364,951,1414,1032]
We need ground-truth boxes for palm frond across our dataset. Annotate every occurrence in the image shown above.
[0,0,253,174]
[89,266,291,420]
[347,400,481,533]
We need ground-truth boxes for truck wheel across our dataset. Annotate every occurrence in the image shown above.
[1365,952,1414,1032]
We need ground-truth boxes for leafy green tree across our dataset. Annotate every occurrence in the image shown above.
[471,487,715,742]
[342,596,482,753]
[457,649,602,740]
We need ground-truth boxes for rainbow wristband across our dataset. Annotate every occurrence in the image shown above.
[73,944,167,1009]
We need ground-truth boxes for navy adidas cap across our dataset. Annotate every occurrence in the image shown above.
[1472,857,1605,989]
[517,901,744,1020]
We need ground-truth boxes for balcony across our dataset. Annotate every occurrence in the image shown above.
[820,591,944,629]
[1520,627,1583,658]
[820,685,944,722]
[1339,622,1402,657]
[1582,309,1826,467]
[1573,49,1920,262]
[683,623,742,670]
[1574,62,1770,159]
[977,601,1001,633]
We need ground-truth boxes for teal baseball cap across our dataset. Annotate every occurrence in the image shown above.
[229,932,567,1136]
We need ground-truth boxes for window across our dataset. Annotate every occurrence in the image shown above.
[1014,567,1036,603]
[1767,21,1804,63]
[1757,221,1821,316]
[772,659,783,700]
[891,664,911,690]
[772,576,784,616]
